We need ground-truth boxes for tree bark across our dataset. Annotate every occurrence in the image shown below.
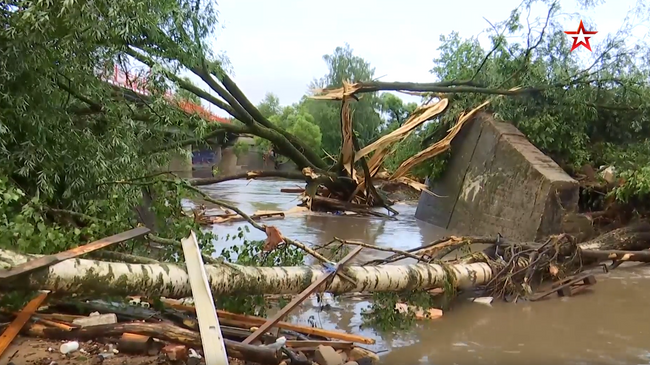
[577,221,650,251]
[0,248,493,298]
[25,322,281,365]
[580,249,650,263]
[190,170,307,186]
[1,225,647,298]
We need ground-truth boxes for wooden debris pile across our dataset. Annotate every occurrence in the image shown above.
[0,230,380,365]
[365,221,650,303]
[0,293,379,365]
[1,219,650,364]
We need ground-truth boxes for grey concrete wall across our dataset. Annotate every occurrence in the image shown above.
[215,146,299,175]
[415,113,579,242]
[217,147,239,175]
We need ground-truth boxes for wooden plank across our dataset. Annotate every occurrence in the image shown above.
[32,316,75,330]
[0,227,150,280]
[157,300,375,344]
[583,275,597,285]
[181,231,229,365]
[242,246,364,345]
[0,291,49,357]
[285,340,353,350]
[531,272,597,301]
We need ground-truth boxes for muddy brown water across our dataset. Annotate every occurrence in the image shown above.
[191,179,650,365]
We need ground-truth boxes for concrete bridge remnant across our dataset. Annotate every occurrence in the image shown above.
[415,113,582,242]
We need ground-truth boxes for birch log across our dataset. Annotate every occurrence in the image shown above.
[0,249,493,298]
[1,223,647,298]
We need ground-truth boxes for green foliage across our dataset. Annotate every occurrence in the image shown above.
[362,290,439,332]
[217,227,305,316]
[232,140,251,158]
[429,0,650,201]
[254,100,323,161]
[257,93,282,119]
[0,0,224,256]
[285,113,322,153]
[378,93,418,130]
[363,262,457,332]
[603,140,650,203]
[305,44,384,156]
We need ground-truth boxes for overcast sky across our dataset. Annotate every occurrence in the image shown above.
[204,0,647,115]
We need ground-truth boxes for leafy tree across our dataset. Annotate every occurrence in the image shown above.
[257,92,282,119]
[378,93,418,130]
[422,0,650,203]
[0,0,223,256]
[254,102,323,161]
[175,77,201,103]
[302,44,383,155]
[285,112,322,154]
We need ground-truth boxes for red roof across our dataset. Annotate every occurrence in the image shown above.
[176,99,231,124]
[109,64,231,124]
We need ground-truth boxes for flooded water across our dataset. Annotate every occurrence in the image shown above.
[196,179,650,365]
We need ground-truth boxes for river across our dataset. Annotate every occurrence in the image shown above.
[194,179,650,365]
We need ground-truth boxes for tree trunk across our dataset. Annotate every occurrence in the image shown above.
[578,221,650,251]
[0,248,492,298]
[1,225,647,298]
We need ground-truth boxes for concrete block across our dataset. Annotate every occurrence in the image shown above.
[415,113,579,242]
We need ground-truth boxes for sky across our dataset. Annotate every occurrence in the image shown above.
[201,0,647,116]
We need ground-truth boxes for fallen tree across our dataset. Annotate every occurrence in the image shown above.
[1,223,648,299]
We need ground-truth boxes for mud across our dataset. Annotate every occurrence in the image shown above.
[0,337,155,365]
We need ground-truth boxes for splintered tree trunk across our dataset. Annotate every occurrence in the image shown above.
[0,249,493,298]
[576,222,650,264]
[578,222,650,251]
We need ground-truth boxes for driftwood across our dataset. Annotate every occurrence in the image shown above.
[25,322,282,365]
[371,222,650,265]
[580,249,650,263]
[308,196,395,219]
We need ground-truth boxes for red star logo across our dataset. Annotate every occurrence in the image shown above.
[564,20,598,52]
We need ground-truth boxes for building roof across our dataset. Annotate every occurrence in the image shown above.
[108,64,231,124]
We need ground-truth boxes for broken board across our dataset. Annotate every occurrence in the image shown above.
[181,231,228,365]
[0,227,150,280]
[531,273,597,301]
